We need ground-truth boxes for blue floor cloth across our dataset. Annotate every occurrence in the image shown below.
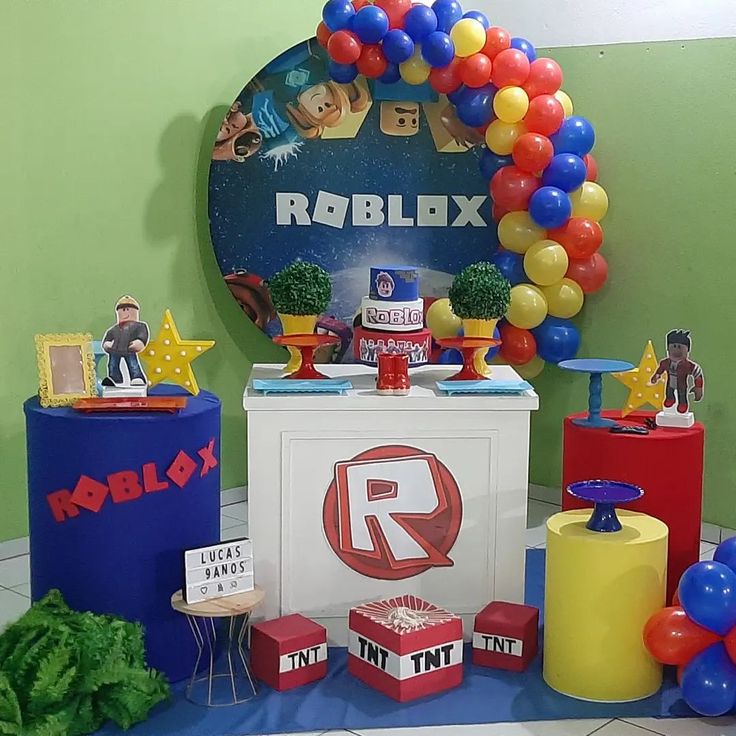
[96,550,692,736]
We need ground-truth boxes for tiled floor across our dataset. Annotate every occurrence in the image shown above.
[1,498,733,736]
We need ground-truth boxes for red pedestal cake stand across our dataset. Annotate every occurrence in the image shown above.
[562,410,705,601]
[436,337,501,381]
[273,334,340,380]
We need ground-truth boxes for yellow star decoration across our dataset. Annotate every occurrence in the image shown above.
[612,340,666,417]
[141,309,215,396]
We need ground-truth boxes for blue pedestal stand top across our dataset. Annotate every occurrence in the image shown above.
[559,358,634,429]
[567,480,644,532]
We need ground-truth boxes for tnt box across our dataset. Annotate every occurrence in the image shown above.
[348,595,463,702]
[251,614,327,691]
[472,601,539,672]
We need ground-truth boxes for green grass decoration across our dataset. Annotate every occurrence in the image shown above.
[448,261,512,321]
[0,589,168,736]
[268,261,332,316]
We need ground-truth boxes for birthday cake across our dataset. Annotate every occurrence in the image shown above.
[354,266,431,366]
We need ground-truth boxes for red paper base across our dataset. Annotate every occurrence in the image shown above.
[562,411,705,600]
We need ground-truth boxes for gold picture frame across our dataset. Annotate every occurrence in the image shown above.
[35,333,98,408]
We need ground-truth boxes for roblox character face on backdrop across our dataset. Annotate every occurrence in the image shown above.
[380,102,420,137]
[212,103,263,162]
[286,81,370,139]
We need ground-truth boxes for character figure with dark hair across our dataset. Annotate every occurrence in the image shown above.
[651,330,704,414]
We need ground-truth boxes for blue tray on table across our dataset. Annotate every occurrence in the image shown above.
[252,379,352,396]
[436,379,533,395]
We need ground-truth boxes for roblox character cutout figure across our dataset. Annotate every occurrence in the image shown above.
[101,296,149,392]
[651,329,704,427]
[380,102,420,137]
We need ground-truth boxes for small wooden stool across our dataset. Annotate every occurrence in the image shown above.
[171,586,264,706]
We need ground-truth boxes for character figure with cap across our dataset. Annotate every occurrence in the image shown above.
[651,329,704,414]
[101,296,149,388]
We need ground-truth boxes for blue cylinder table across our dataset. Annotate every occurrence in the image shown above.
[24,387,221,682]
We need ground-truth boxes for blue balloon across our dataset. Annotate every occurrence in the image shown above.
[542,154,588,192]
[479,149,513,181]
[455,83,495,127]
[422,30,455,68]
[463,10,490,29]
[328,61,358,83]
[383,29,415,64]
[439,348,463,365]
[681,643,736,717]
[352,5,389,44]
[511,37,537,61]
[680,561,736,636]
[529,187,572,229]
[379,62,401,84]
[432,0,463,33]
[447,84,467,105]
[714,537,736,576]
[322,0,355,32]
[404,5,438,41]
[492,249,526,286]
[550,116,596,156]
[532,317,580,363]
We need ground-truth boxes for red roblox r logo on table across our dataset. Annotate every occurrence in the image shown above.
[45,439,218,523]
[322,445,463,580]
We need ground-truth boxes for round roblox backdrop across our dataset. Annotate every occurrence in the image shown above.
[208,38,497,362]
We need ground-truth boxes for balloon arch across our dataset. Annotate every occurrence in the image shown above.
[318,0,609,378]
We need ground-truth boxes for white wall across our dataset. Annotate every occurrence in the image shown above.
[417,0,736,47]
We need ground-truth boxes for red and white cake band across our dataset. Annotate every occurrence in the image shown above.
[361,297,425,332]
[353,326,432,366]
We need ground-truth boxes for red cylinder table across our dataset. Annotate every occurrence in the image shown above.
[562,410,705,601]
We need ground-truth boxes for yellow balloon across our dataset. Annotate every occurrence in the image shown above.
[449,18,486,57]
[426,297,461,339]
[400,47,431,85]
[493,86,530,124]
[515,354,545,379]
[554,89,574,117]
[507,284,548,330]
[542,278,585,318]
[485,120,524,156]
[524,239,570,286]
[498,211,546,254]
[570,182,609,221]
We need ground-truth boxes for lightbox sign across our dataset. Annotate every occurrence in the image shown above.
[207,38,498,359]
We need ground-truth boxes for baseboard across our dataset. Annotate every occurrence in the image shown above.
[0,487,248,561]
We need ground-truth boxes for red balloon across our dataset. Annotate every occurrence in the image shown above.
[513,133,554,174]
[460,53,493,88]
[725,627,736,664]
[584,153,599,181]
[523,58,563,98]
[565,253,608,294]
[523,94,564,136]
[643,607,721,666]
[490,166,539,212]
[549,218,603,259]
[492,203,510,222]
[328,30,362,64]
[482,27,511,60]
[374,0,411,29]
[352,0,372,9]
[491,48,531,88]
[357,44,388,78]
[429,59,462,94]
[500,324,537,365]
[316,21,332,49]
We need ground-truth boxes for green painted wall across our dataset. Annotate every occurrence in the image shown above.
[2,1,734,541]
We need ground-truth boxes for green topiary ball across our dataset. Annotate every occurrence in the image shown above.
[268,261,332,316]
[449,262,512,321]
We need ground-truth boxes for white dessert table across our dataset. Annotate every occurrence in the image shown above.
[243,363,539,645]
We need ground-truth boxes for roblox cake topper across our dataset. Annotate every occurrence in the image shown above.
[652,329,704,428]
[375,271,395,298]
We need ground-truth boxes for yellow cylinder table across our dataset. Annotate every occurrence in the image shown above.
[543,509,668,702]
